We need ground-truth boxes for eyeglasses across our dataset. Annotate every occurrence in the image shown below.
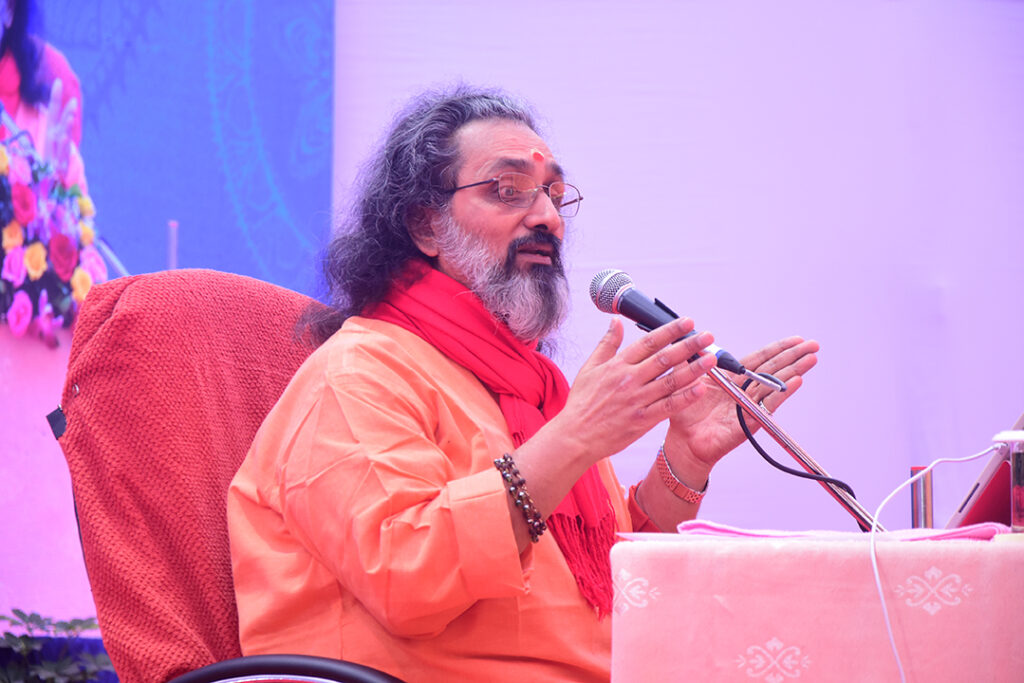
[446,172,584,217]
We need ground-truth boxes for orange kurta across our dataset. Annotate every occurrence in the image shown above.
[228,317,632,682]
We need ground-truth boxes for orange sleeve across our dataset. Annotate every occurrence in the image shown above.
[271,339,528,638]
[628,483,666,533]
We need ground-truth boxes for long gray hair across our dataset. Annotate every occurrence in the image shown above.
[309,85,539,343]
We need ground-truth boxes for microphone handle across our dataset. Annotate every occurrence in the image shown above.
[619,291,747,375]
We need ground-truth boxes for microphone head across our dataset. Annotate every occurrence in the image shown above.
[589,269,634,313]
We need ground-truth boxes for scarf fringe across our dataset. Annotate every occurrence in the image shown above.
[369,263,621,618]
[547,511,617,618]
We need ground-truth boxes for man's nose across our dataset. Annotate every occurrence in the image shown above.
[524,189,563,236]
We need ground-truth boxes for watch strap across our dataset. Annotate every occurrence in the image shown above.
[656,444,708,504]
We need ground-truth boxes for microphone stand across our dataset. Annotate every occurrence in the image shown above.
[707,367,884,531]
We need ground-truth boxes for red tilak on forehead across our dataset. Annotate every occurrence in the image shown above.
[531,148,545,162]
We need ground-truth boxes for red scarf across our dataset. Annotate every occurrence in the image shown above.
[368,261,616,616]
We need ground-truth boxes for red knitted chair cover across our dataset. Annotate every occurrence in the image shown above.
[57,269,325,683]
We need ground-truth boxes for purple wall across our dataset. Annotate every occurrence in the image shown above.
[333,0,1024,531]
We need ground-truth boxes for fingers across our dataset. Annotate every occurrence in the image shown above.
[740,336,804,372]
[620,320,717,414]
[644,354,714,408]
[49,78,64,111]
[60,97,78,131]
[619,318,715,378]
[641,377,708,420]
[761,375,803,413]
[579,318,625,371]
[573,317,716,429]
[742,337,820,411]
[619,317,698,365]
[46,79,64,130]
[740,338,817,379]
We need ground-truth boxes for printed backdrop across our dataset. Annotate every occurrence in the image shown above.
[50,0,333,294]
[2,0,333,622]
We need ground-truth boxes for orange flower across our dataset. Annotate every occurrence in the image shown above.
[0,146,8,176]
[2,221,22,250]
[71,266,93,302]
[77,195,96,218]
[24,241,47,280]
[79,221,95,246]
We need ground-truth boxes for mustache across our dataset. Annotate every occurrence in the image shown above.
[502,232,564,274]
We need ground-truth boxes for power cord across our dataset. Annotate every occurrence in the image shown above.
[733,373,1006,680]
[735,378,859,501]
[867,442,1004,683]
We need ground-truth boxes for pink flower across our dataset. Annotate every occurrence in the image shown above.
[79,245,107,284]
[6,289,32,336]
[49,232,79,282]
[8,154,31,185]
[1,245,26,286]
[11,182,36,226]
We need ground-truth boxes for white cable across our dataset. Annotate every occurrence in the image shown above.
[868,443,1005,683]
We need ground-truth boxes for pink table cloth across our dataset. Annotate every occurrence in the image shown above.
[611,522,1024,682]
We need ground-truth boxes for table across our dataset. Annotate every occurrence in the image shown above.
[611,527,1024,682]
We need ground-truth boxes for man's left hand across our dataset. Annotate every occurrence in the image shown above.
[664,335,819,471]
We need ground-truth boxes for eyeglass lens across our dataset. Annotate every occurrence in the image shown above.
[497,173,580,216]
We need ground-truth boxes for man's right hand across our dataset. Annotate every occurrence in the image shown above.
[536,317,716,473]
[503,317,716,549]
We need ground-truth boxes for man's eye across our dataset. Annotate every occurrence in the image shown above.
[498,186,518,199]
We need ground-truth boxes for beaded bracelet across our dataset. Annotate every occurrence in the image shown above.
[494,453,547,543]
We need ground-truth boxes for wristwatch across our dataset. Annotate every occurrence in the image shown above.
[656,445,708,504]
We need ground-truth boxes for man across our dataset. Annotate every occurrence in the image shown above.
[227,85,818,682]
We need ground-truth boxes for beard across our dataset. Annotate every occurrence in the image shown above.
[433,211,570,343]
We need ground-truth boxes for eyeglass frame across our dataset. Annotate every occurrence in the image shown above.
[443,172,584,217]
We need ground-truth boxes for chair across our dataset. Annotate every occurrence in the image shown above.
[54,269,403,683]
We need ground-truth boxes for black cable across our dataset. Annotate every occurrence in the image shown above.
[735,378,858,499]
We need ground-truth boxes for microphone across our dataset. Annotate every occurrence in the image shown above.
[589,269,786,391]
[589,268,745,373]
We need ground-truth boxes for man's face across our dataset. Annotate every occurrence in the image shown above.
[431,118,566,284]
[415,118,571,341]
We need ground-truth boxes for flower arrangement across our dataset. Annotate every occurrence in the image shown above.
[0,134,107,346]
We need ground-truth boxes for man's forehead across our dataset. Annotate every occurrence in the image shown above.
[482,155,565,178]
[455,119,562,177]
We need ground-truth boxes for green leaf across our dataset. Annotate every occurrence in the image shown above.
[0,660,30,683]
[23,613,51,635]
[88,653,112,672]
[30,657,79,682]
[0,611,108,681]
[1,633,38,656]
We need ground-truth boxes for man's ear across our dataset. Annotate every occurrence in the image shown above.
[407,206,440,258]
